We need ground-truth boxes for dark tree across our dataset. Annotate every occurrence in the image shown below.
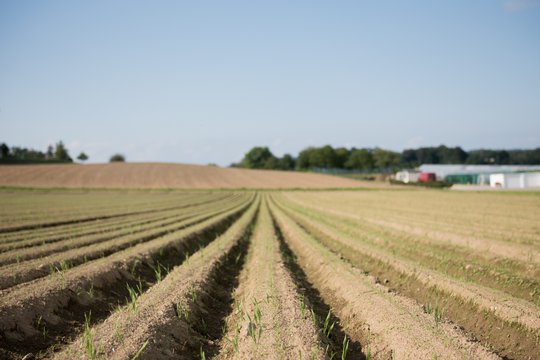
[346,149,374,170]
[372,148,400,169]
[279,154,296,170]
[110,154,126,162]
[0,143,9,159]
[54,141,72,162]
[296,147,313,170]
[46,145,54,159]
[240,146,278,169]
[77,152,89,162]
[334,147,350,169]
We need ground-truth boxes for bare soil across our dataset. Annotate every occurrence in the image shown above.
[0,162,376,189]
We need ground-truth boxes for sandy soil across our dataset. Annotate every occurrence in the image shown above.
[53,197,260,360]
[0,162,375,189]
[216,199,325,359]
[0,199,251,359]
[269,199,500,360]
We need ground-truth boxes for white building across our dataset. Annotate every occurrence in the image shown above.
[490,172,540,189]
[395,170,420,183]
[419,164,540,179]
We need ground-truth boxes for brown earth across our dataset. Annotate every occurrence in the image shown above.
[216,199,326,359]
[0,162,374,189]
[269,199,500,360]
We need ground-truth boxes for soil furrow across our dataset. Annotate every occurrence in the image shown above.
[0,196,249,290]
[0,193,234,248]
[216,197,329,359]
[0,193,227,234]
[277,198,540,359]
[279,194,540,306]
[0,194,241,265]
[52,195,260,360]
[0,196,254,359]
[268,196,499,360]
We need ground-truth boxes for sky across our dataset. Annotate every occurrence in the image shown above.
[1,0,539,165]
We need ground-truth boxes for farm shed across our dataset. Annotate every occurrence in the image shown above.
[394,170,420,183]
[490,172,540,189]
[419,164,540,185]
[419,172,436,182]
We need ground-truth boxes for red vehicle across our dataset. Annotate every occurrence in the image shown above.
[418,172,436,182]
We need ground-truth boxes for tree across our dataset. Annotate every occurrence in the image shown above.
[240,147,278,169]
[46,145,54,159]
[334,147,350,169]
[110,154,126,162]
[279,154,296,170]
[436,145,467,164]
[54,141,72,162]
[372,148,400,169]
[296,147,314,170]
[77,152,89,162]
[0,143,9,159]
[345,149,374,170]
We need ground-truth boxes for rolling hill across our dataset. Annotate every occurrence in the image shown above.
[0,162,373,189]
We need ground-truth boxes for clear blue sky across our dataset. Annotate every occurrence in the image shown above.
[1,0,539,165]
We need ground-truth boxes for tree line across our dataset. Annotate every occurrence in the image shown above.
[0,141,81,164]
[233,145,540,171]
[0,141,126,164]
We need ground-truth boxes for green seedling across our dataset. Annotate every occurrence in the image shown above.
[83,311,99,359]
[87,283,95,299]
[253,300,262,327]
[113,320,124,342]
[323,310,335,337]
[226,335,239,354]
[175,302,189,321]
[126,283,139,310]
[131,259,141,276]
[131,340,149,360]
[341,335,349,360]
[152,263,163,283]
[36,315,48,339]
[300,295,306,318]
[246,313,259,343]
[310,309,318,326]
[200,318,207,335]
[434,301,445,325]
[200,346,206,360]
[60,260,71,272]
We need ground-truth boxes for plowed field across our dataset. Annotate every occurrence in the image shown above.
[0,163,372,189]
[0,188,538,359]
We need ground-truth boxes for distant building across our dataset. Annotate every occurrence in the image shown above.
[418,172,436,182]
[395,170,420,183]
[419,164,540,185]
[490,172,540,189]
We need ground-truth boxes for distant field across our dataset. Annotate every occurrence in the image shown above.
[0,188,538,359]
[0,162,379,189]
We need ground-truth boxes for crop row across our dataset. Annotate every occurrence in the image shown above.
[272,192,540,359]
[0,193,254,359]
[2,190,536,359]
